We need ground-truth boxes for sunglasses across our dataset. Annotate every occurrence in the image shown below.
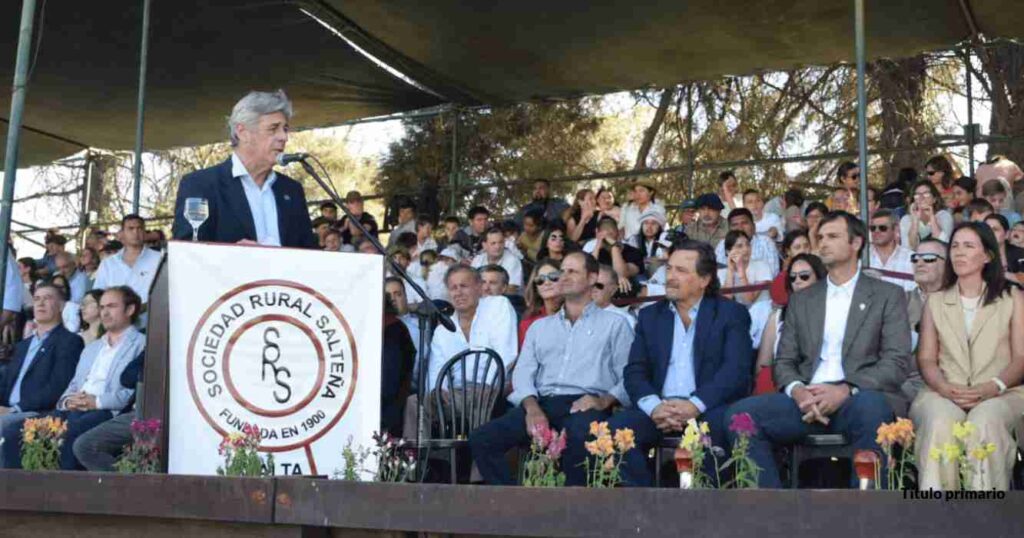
[911,253,944,264]
[788,271,813,283]
[535,271,562,284]
[869,224,890,232]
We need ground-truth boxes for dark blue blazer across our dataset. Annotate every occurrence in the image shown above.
[0,325,83,412]
[171,158,317,249]
[624,296,753,412]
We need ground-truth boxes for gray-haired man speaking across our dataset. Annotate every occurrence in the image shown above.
[172,90,317,248]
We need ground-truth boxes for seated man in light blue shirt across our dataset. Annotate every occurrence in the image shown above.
[469,251,634,486]
[0,282,83,466]
[3,286,146,470]
[609,240,752,486]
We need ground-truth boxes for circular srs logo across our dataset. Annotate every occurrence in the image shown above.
[187,280,358,452]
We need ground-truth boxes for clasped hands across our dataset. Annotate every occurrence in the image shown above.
[650,399,701,433]
[63,392,98,411]
[792,384,851,425]
[938,381,999,411]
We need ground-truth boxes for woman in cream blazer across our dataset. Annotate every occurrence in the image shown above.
[911,222,1024,490]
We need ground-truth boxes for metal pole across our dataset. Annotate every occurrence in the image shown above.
[0,0,39,312]
[449,107,458,216]
[965,47,976,178]
[131,0,152,214]
[686,84,696,199]
[854,0,870,266]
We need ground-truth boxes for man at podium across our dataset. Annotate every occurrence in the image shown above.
[171,90,317,249]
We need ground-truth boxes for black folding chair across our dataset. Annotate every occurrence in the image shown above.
[424,347,505,484]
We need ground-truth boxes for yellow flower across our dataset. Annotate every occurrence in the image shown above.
[928,447,942,461]
[970,446,992,461]
[680,421,702,452]
[952,421,975,442]
[614,428,636,453]
[699,421,710,435]
[942,442,961,462]
[597,436,615,458]
[589,421,610,439]
[986,442,997,455]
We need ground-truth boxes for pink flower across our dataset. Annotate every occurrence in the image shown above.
[546,429,567,460]
[728,413,758,437]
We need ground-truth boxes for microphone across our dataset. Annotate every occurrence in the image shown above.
[275,152,309,166]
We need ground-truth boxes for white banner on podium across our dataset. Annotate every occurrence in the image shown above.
[167,242,381,476]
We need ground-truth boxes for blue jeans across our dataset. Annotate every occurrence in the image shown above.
[469,395,609,486]
[724,390,893,488]
[606,405,729,487]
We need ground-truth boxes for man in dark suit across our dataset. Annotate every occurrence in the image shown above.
[0,282,83,466]
[607,240,752,487]
[725,211,911,488]
[171,90,316,249]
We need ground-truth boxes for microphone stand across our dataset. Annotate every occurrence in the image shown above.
[295,157,450,480]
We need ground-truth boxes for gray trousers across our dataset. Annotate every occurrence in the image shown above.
[0,411,39,467]
[72,412,133,472]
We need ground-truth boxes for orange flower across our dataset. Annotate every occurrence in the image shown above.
[589,421,610,439]
[614,428,636,453]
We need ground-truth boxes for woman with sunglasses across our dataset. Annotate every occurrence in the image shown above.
[518,258,564,349]
[535,223,574,262]
[900,179,954,250]
[718,230,772,306]
[754,253,828,395]
[912,222,1024,490]
[769,229,810,307]
[924,154,959,208]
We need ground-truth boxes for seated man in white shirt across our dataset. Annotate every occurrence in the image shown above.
[714,208,780,277]
[92,214,162,320]
[867,209,916,292]
[402,265,518,440]
[724,212,910,488]
[471,227,523,293]
[2,286,147,470]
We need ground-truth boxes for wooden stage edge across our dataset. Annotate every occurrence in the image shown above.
[0,471,1021,537]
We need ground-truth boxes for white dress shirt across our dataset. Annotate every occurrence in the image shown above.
[810,270,861,385]
[754,212,783,241]
[784,270,862,396]
[426,295,518,391]
[715,235,780,277]
[232,153,281,246]
[81,333,125,400]
[93,247,163,303]
[869,245,916,292]
[471,250,523,288]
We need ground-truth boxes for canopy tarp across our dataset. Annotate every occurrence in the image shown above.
[321,0,1024,104]
[0,0,442,168]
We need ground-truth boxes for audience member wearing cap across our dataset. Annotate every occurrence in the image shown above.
[688,193,729,246]
[626,208,669,276]
[676,198,698,233]
[618,183,666,239]
[338,190,380,245]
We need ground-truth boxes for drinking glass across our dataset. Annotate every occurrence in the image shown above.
[184,198,209,242]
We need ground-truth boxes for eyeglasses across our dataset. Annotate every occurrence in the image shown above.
[869,224,890,233]
[535,271,561,284]
[911,253,944,264]
[788,271,813,283]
